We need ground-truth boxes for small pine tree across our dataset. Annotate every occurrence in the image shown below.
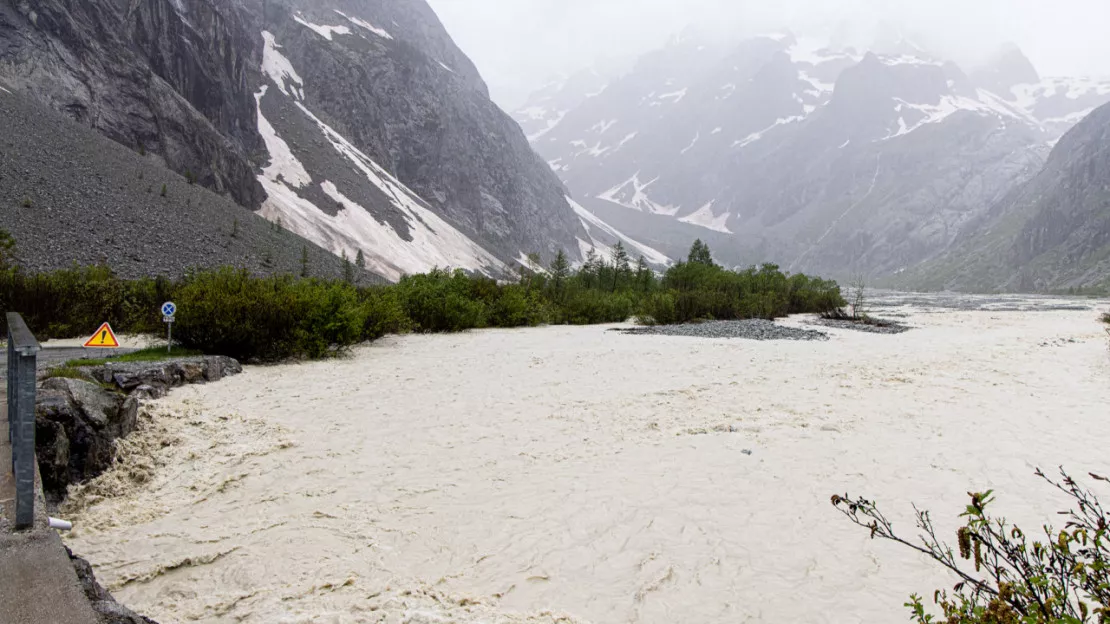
[635,255,652,292]
[355,249,365,270]
[20,196,31,208]
[231,218,240,238]
[688,239,714,266]
[185,169,195,185]
[300,244,309,278]
[342,251,354,283]
[549,249,570,291]
[160,183,167,197]
[611,241,631,291]
[138,143,146,156]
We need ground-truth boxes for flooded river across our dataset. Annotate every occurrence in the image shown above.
[64,295,1110,623]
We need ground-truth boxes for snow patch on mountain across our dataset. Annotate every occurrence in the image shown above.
[568,197,672,266]
[598,173,680,216]
[733,116,805,148]
[679,201,732,233]
[680,132,700,154]
[293,15,351,41]
[261,32,304,100]
[255,33,504,281]
[334,10,394,40]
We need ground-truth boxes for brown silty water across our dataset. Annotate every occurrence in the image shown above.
[63,296,1110,623]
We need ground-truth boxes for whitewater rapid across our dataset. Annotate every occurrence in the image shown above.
[63,296,1110,623]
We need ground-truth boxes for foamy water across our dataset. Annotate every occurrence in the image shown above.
[64,297,1110,623]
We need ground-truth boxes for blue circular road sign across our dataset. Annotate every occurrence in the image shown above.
[161,301,177,317]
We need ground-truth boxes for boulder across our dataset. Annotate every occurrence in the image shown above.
[68,547,160,624]
[35,378,134,502]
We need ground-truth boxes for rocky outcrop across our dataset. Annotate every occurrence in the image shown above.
[67,547,159,624]
[34,356,241,502]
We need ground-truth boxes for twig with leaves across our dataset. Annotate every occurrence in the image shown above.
[832,468,1110,623]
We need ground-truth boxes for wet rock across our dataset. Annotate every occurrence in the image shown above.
[68,547,160,624]
[35,356,242,502]
[35,379,135,502]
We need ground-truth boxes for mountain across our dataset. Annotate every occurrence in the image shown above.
[892,101,1110,292]
[0,0,662,281]
[0,86,372,281]
[517,34,1110,285]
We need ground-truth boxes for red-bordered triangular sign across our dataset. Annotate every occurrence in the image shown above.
[83,322,121,348]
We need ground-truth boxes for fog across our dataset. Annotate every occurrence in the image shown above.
[426,0,1110,109]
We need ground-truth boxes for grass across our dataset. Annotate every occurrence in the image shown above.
[64,346,204,368]
[1101,312,1110,325]
[40,365,92,382]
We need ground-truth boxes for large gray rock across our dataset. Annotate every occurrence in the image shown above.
[34,356,243,502]
[35,378,135,501]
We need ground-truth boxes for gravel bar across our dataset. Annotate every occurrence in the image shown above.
[811,318,912,335]
[617,319,829,341]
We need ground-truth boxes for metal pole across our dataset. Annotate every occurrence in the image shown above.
[167,321,172,354]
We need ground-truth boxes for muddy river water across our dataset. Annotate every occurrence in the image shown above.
[64,295,1110,623]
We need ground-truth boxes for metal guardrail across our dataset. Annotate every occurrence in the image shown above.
[7,312,39,529]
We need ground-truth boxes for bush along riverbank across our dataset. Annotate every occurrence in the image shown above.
[2,238,845,362]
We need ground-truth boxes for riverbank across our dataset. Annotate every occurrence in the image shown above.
[63,296,1110,623]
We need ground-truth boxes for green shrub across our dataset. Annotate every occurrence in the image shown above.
[172,268,364,361]
[834,469,1110,624]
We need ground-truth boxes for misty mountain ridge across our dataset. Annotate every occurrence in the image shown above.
[513,30,1110,289]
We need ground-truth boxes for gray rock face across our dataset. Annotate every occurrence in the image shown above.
[519,33,1110,286]
[34,356,242,501]
[896,101,1110,292]
[0,0,595,280]
[0,0,264,207]
[0,88,377,281]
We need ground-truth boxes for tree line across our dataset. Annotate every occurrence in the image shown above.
[0,232,844,362]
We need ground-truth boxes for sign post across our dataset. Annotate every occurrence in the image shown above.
[161,301,177,354]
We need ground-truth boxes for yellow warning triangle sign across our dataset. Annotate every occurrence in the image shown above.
[83,322,121,348]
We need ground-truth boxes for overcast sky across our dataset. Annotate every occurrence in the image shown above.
[425,0,1110,110]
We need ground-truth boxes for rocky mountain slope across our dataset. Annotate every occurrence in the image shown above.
[0,87,371,280]
[517,32,1110,285]
[1,0,662,280]
[893,101,1110,292]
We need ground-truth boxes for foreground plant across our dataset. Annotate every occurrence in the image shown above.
[832,469,1110,623]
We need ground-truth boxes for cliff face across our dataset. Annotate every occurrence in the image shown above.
[892,101,1110,292]
[0,0,598,280]
[0,0,265,206]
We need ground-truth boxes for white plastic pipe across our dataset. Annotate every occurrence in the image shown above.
[48,517,72,531]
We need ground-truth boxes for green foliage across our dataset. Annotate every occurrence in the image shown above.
[185,169,196,185]
[0,229,16,269]
[1101,312,1110,325]
[834,469,1110,624]
[231,218,240,239]
[40,366,93,382]
[172,268,364,361]
[0,240,842,362]
[160,183,167,197]
[20,196,32,208]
